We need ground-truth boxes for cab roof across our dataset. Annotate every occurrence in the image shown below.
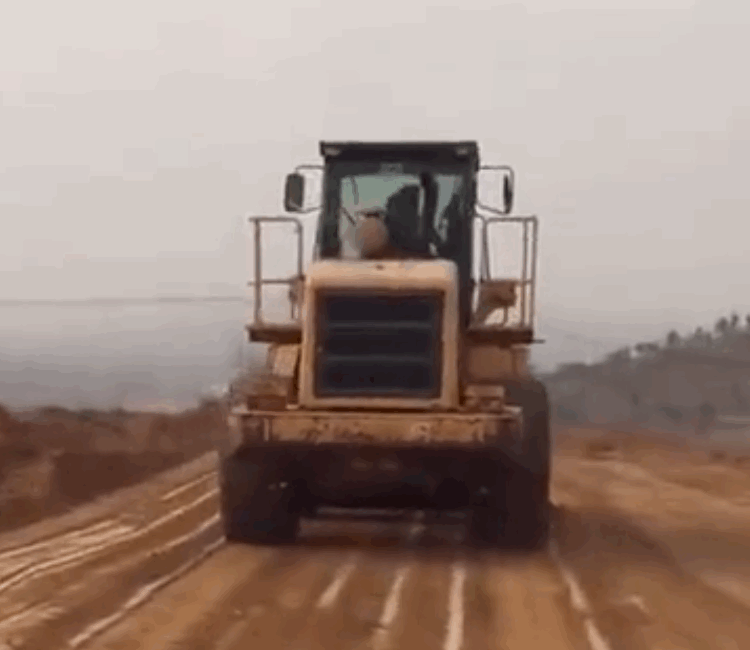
[319,141,480,169]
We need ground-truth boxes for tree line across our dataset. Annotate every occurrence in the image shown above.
[601,312,750,366]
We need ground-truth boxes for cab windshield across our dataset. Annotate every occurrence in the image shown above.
[318,160,468,261]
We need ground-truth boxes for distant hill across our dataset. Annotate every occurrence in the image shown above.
[541,313,750,428]
[3,296,748,425]
[0,300,628,409]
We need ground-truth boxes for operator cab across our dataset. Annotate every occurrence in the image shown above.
[275,141,532,345]
[314,142,477,270]
[284,142,478,324]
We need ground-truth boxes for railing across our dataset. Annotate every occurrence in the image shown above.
[473,212,539,330]
[246,211,538,334]
[247,216,304,325]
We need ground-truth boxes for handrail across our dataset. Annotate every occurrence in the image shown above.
[472,213,490,281]
[474,212,539,330]
[246,210,538,333]
[247,215,304,325]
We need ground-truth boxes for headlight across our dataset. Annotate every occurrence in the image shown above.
[463,384,506,412]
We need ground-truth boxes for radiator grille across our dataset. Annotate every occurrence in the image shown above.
[314,292,443,398]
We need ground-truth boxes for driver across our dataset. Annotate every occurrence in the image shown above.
[384,184,428,256]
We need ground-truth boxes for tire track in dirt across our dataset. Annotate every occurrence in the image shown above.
[7,501,606,650]
[553,457,750,649]
[84,517,602,650]
[6,444,750,650]
[0,453,217,555]
[0,489,218,614]
[79,544,276,650]
[0,512,222,648]
[0,460,221,648]
[210,524,427,650]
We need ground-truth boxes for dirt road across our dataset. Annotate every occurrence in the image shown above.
[1,431,750,650]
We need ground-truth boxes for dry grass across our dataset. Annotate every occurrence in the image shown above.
[0,401,227,534]
[554,422,750,504]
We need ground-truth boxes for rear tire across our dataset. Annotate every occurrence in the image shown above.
[471,379,550,551]
[219,451,300,545]
[470,500,505,547]
[502,464,550,550]
[504,379,551,550]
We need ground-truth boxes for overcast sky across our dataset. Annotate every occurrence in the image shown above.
[1,0,749,337]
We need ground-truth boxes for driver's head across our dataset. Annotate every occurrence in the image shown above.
[386,185,420,220]
[355,214,390,259]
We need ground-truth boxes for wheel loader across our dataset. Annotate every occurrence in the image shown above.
[219,141,550,549]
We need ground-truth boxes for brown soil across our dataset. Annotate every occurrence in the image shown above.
[0,400,227,534]
[553,422,750,496]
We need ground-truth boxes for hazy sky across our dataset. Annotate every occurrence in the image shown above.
[1,0,749,333]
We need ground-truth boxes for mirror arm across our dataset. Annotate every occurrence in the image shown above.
[476,201,511,217]
[295,164,323,173]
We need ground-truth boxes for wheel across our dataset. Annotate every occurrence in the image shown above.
[219,451,300,545]
[470,465,550,550]
[470,380,551,550]
[470,501,505,547]
[502,379,551,550]
[502,464,550,551]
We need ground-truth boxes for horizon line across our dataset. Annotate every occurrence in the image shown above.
[0,296,250,307]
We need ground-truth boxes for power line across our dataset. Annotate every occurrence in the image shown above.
[0,296,250,308]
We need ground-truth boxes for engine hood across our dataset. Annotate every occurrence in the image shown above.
[298,258,460,411]
[303,258,458,294]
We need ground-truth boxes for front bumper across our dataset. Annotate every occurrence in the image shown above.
[224,407,524,456]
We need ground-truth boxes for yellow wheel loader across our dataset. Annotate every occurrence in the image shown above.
[219,141,550,550]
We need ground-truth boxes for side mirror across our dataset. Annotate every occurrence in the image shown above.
[284,173,305,213]
[478,165,515,215]
[502,172,514,214]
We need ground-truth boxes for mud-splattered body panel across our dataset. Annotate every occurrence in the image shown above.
[226,408,523,450]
